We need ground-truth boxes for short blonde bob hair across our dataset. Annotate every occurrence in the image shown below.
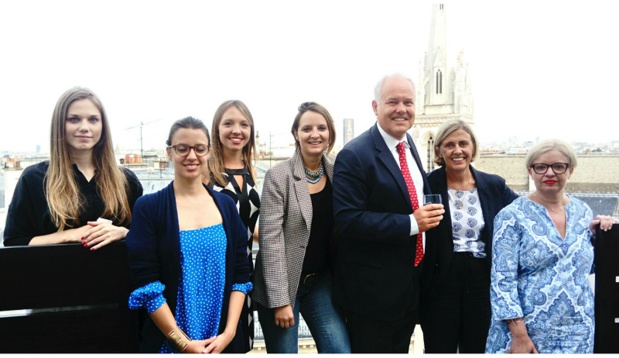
[525,139,578,169]
[433,119,478,166]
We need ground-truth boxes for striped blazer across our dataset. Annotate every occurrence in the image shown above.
[251,149,334,309]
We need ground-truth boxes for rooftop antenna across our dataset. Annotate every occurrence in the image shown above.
[126,119,164,160]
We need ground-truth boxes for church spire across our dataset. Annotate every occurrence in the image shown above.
[424,3,449,108]
[414,4,474,172]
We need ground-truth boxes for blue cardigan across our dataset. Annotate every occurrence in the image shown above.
[126,181,249,353]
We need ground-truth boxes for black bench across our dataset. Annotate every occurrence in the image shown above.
[0,241,139,353]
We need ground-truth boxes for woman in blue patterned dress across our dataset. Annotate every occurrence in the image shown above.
[126,117,252,353]
[486,139,616,353]
[206,100,260,353]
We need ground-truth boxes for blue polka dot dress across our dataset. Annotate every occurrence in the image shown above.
[129,223,252,353]
[165,224,227,352]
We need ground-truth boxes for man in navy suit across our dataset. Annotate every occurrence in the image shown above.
[332,73,445,353]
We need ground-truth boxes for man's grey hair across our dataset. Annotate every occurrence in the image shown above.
[373,73,416,103]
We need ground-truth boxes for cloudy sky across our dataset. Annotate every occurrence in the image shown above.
[1,0,618,154]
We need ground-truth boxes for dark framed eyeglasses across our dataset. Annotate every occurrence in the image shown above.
[168,144,210,157]
[530,162,569,175]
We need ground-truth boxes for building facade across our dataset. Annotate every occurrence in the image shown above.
[343,118,354,146]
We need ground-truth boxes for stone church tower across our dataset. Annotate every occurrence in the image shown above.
[413,3,474,172]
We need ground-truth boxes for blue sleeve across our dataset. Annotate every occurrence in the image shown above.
[490,207,524,320]
[232,282,253,295]
[126,194,163,289]
[230,202,250,285]
[128,281,167,314]
[583,203,595,275]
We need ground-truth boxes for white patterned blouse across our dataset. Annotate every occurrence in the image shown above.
[447,188,486,257]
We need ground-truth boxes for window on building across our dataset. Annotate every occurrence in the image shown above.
[435,70,442,94]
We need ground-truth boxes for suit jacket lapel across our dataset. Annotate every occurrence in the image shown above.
[406,134,431,194]
[470,166,492,243]
[435,167,454,251]
[371,125,412,211]
[324,155,334,182]
[291,149,313,230]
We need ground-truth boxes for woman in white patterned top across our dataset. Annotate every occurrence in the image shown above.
[206,100,260,353]
[420,119,518,353]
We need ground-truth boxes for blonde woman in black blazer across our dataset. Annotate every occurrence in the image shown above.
[252,102,350,353]
[420,119,518,353]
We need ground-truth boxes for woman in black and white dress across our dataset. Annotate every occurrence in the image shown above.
[206,100,260,353]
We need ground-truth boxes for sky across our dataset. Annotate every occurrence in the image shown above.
[1,0,618,154]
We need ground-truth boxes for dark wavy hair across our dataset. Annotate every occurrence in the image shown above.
[166,116,210,147]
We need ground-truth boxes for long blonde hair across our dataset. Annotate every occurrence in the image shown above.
[208,100,257,187]
[46,87,131,230]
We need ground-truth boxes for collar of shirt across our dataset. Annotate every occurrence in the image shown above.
[375,123,426,246]
[376,123,409,153]
[375,122,423,206]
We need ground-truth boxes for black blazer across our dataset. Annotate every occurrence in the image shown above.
[332,124,431,321]
[420,165,518,300]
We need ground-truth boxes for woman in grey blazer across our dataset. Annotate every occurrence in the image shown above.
[252,102,350,353]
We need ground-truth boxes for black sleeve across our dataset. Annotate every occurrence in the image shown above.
[502,180,519,206]
[3,164,54,246]
[122,167,143,211]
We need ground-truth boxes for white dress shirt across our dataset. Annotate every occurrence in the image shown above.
[376,125,425,249]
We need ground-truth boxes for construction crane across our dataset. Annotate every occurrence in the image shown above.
[125,119,164,160]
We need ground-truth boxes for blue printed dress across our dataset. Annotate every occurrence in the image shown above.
[485,196,595,354]
[128,224,253,353]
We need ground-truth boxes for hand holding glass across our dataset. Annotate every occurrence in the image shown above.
[423,194,442,205]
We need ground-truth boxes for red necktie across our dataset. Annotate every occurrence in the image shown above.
[397,141,424,266]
